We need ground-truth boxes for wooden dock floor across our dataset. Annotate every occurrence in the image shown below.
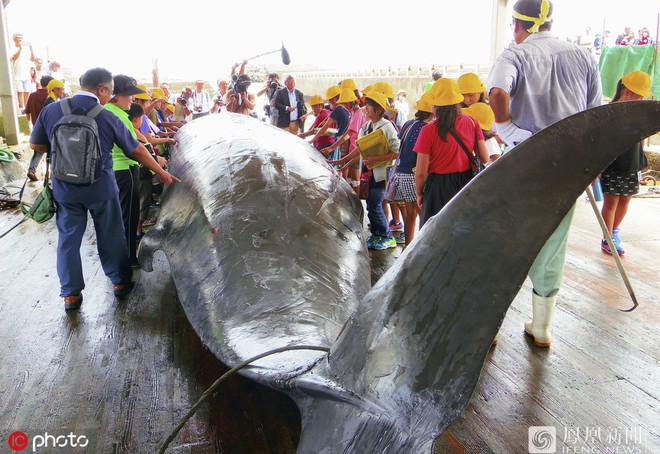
[0,182,658,454]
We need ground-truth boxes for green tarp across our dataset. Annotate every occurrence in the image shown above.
[599,45,660,99]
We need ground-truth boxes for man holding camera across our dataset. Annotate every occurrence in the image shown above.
[272,75,306,134]
[257,72,281,125]
[191,80,211,119]
[225,74,256,116]
[211,79,229,113]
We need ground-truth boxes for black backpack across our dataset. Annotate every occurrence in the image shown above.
[50,98,104,185]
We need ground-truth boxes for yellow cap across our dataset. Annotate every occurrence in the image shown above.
[428,78,464,107]
[362,85,374,95]
[150,87,167,101]
[340,79,357,90]
[325,86,341,101]
[134,84,151,100]
[461,102,495,130]
[46,79,64,93]
[165,103,176,113]
[372,81,394,99]
[338,88,357,104]
[365,91,389,111]
[309,95,324,106]
[622,70,651,98]
[414,92,434,113]
[457,73,485,95]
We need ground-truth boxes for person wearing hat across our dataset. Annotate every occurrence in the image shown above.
[298,95,335,152]
[457,73,487,108]
[191,80,212,119]
[461,102,501,163]
[44,79,65,106]
[390,92,434,247]
[106,75,153,268]
[272,75,307,134]
[313,88,356,162]
[225,74,256,116]
[332,91,400,251]
[414,78,488,228]
[29,67,179,310]
[487,0,602,347]
[599,71,651,256]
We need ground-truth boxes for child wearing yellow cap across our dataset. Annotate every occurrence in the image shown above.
[599,70,651,256]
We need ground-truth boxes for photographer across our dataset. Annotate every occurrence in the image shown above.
[191,80,211,119]
[225,74,255,116]
[257,72,281,125]
[174,87,192,121]
[211,79,229,113]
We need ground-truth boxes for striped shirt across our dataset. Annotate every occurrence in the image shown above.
[487,32,603,134]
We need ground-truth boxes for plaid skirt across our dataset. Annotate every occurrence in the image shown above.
[393,172,417,203]
[601,170,641,196]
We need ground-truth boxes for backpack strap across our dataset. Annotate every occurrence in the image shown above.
[86,103,105,119]
[60,98,72,115]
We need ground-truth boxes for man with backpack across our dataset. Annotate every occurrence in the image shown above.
[29,67,180,311]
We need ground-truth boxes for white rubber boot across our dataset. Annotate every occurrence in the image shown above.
[524,293,557,347]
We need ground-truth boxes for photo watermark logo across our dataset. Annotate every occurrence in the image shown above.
[529,426,557,453]
[6,431,88,452]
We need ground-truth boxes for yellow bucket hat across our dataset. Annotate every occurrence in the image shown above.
[622,70,651,98]
[340,79,357,91]
[457,73,485,95]
[325,86,341,101]
[365,91,389,111]
[309,95,324,106]
[150,87,167,101]
[46,79,64,93]
[461,102,495,130]
[372,81,394,99]
[428,78,464,107]
[338,88,357,104]
[134,84,151,100]
[362,85,374,95]
[165,103,176,113]
[414,92,434,113]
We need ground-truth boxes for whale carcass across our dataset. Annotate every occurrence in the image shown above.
[139,102,660,452]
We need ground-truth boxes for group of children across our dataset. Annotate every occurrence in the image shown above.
[296,74,503,250]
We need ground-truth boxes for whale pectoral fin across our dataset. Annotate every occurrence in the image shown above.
[310,101,660,450]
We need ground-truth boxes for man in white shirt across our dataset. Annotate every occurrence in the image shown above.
[191,80,211,119]
[10,33,35,111]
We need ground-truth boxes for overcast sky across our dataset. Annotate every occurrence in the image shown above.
[4,0,659,82]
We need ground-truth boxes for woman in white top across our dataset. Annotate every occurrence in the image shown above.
[334,91,400,250]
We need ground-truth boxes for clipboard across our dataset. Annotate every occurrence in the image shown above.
[355,128,390,169]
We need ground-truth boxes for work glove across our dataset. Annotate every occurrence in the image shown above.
[495,120,533,149]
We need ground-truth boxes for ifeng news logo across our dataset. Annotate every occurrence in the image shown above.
[7,431,88,452]
[529,426,557,453]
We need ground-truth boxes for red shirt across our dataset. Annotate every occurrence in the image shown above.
[311,109,335,148]
[414,114,483,174]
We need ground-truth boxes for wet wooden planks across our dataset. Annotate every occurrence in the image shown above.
[0,191,658,453]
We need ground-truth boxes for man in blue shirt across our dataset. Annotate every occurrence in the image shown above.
[30,67,180,311]
[487,0,602,347]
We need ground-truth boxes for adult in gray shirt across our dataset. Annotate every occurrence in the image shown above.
[487,0,602,348]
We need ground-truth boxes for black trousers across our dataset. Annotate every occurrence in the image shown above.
[114,165,140,264]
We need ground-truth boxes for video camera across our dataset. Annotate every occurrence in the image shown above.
[231,74,251,94]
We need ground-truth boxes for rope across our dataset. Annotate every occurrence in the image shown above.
[157,345,331,453]
[0,216,27,239]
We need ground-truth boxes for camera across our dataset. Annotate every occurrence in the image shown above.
[270,81,281,90]
[231,74,251,94]
[177,97,187,106]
